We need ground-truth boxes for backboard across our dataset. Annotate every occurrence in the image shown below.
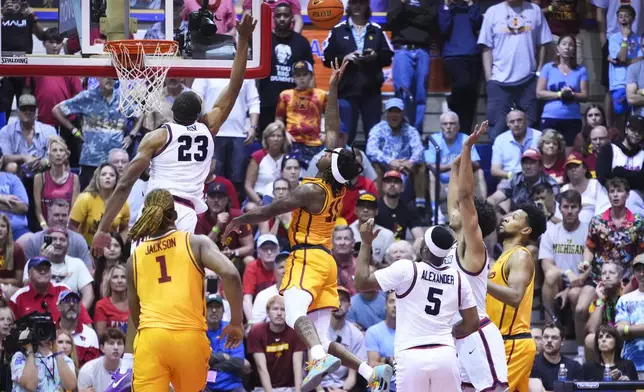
[0,0,271,78]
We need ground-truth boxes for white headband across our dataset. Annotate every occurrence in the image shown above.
[424,226,450,258]
[331,148,348,184]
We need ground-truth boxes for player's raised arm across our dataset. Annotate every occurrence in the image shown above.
[487,249,534,308]
[202,14,257,135]
[190,234,244,348]
[224,183,325,238]
[355,218,383,292]
[457,122,488,257]
[324,59,349,150]
[92,128,167,254]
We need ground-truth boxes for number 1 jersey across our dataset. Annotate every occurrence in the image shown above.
[374,259,476,353]
[132,230,206,331]
[147,122,215,214]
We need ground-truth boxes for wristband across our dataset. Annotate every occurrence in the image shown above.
[283,222,290,230]
[39,220,47,229]
[640,89,644,96]
[595,299,604,307]
[506,172,513,180]
[72,129,82,138]
[564,269,572,277]
[548,5,553,12]
[621,42,628,48]
[211,226,221,234]
[624,325,630,336]
[557,91,562,98]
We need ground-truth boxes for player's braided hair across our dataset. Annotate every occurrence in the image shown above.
[129,189,175,241]
[321,146,364,196]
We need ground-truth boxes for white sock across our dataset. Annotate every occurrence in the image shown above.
[310,344,326,361]
[358,362,374,381]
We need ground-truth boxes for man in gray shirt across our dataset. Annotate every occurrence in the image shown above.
[626,43,644,116]
[24,198,91,267]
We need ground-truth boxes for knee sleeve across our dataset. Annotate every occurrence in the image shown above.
[283,287,313,329]
[308,309,332,351]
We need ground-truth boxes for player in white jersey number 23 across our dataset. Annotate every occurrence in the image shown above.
[354,219,480,392]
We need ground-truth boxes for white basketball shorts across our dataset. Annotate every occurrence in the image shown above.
[456,318,509,392]
[173,201,197,233]
[395,345,460,392]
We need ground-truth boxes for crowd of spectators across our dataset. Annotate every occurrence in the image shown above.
[0,0,643,391]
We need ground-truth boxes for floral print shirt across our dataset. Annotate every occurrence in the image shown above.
[586,208,644,283]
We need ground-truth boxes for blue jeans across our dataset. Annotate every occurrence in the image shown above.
[338,94,383,143]
[214,136,247,184]
[486,77,538,140]
[392,48,431,132]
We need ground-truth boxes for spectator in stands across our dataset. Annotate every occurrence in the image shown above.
[487,149,560,213]
[339,154,378,225]
[347,271,386,330]
[383,241,414,268]
[250,252,287,325]
[257,3,312,133]
[52,77,140,189]
[375,170,424,241]
[387,0,436,132]
[77,328,125,391]
[627,38,644,116]
[532,327,544,355]
[323,0,393,143]
[243,0,303,33]
[192,78,260,195]
[257,179,291,247]
[245,123,289,206]
[490,110,542,186]
[93,233,126,293]
[539,190,588,324]
[615,255,644,377]
[537,36,589,147]
[55,290,99,367]
[438,0,483,134]
[366,98,426,212]
[321,286,367,391]
[0,214,26,297]
[141,78,191,134]
[276,61,327,168]
[426,111,486,222]
[24,199,91,267]
[478,0,552,139]
[247,295,305,392]
[350,193,395,266]
[205,294,246,392]
[107,148,129,179]
[539,129,567,184]
[94,265,129,337]
[334,226,357,296]
[560,152,602,223]
[56,330,79,374]
[365,290,396,391]
[144,0,186,40]
[583,324,639,381]
[574,106,619,171]
[203,160,240,209]
[538,0,584,62]
[0,0,45,123]
[69,163,129,245]
[10,326,77,392]
[242,234,279,323]
[33,137,78,231]
[0,155,30,244]
[259,155,302,207]
[581,125,612,179]
[529,322,583,391]
[196,183,254,265]
[27,227,94,309]
[608,5,643,127]
[0,94,56,173]
[585,263,623,358]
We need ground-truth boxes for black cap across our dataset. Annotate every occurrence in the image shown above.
[206,294,224,307]
[626,115,644,132]
[207,182,228,195]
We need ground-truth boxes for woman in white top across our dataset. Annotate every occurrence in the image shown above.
[244,122,290,205]
[560,151,601,223]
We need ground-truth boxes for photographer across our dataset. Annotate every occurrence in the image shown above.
[9,314,77,391]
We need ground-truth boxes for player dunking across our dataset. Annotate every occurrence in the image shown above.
[223,60,393,392]
[486,204,547,392]
[444,123,509,392]
[117,189,244,392]
[355,220,480,391]
[91,15,257,247]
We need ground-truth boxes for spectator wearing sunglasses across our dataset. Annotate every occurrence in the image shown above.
[56,290,100,367]
[26,226,94,310]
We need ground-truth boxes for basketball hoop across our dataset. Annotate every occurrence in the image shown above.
[104,39,179,118]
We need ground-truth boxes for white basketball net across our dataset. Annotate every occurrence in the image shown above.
[105,41,179,118]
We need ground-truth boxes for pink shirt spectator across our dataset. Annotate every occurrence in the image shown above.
[242,0,302,30]
[183,0,236,34]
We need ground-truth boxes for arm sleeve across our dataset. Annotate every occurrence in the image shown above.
[491,139,503,166]
[408,128,425,164]
[352,333,367,361]
[471,144,481,162]
[424,143,437,164]
[535,4,552,45]
[246,81,261,115]
[614,297,629,323]
[364,327,379,353]
[70,193,88,224]
[438,6,454,34]
[608,34,621,58]
[77,361,94,388]
[365,127,388,164]
[373,259,415,294]
[275,92,288,120]
[10,353,26,383]
[585,217,599,252]
[322,30,340,68]
[242,264,257,296]
[375,29,394,67]
[58,91,90,116]
[477,11,495,47]
[93,301,107,322]
[72,234,92,267]
[0,126,13,156]
[537,229,555,260]
[10,175,29,205]
[76,261,95,289]
[246,325,264,353]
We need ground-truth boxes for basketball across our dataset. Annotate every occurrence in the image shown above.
[307,0,344,29]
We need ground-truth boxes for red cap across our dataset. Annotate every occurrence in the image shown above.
[564,151,584,166]
[383,170,403,180]
[521,149,542,161]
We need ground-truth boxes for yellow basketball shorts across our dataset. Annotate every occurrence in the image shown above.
[504,337,536,392]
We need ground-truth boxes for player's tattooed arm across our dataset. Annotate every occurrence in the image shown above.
[487,249,534,308]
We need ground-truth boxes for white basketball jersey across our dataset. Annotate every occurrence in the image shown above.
[444,242,489,320]
[374,259,475,353]
[147,122,214,214]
